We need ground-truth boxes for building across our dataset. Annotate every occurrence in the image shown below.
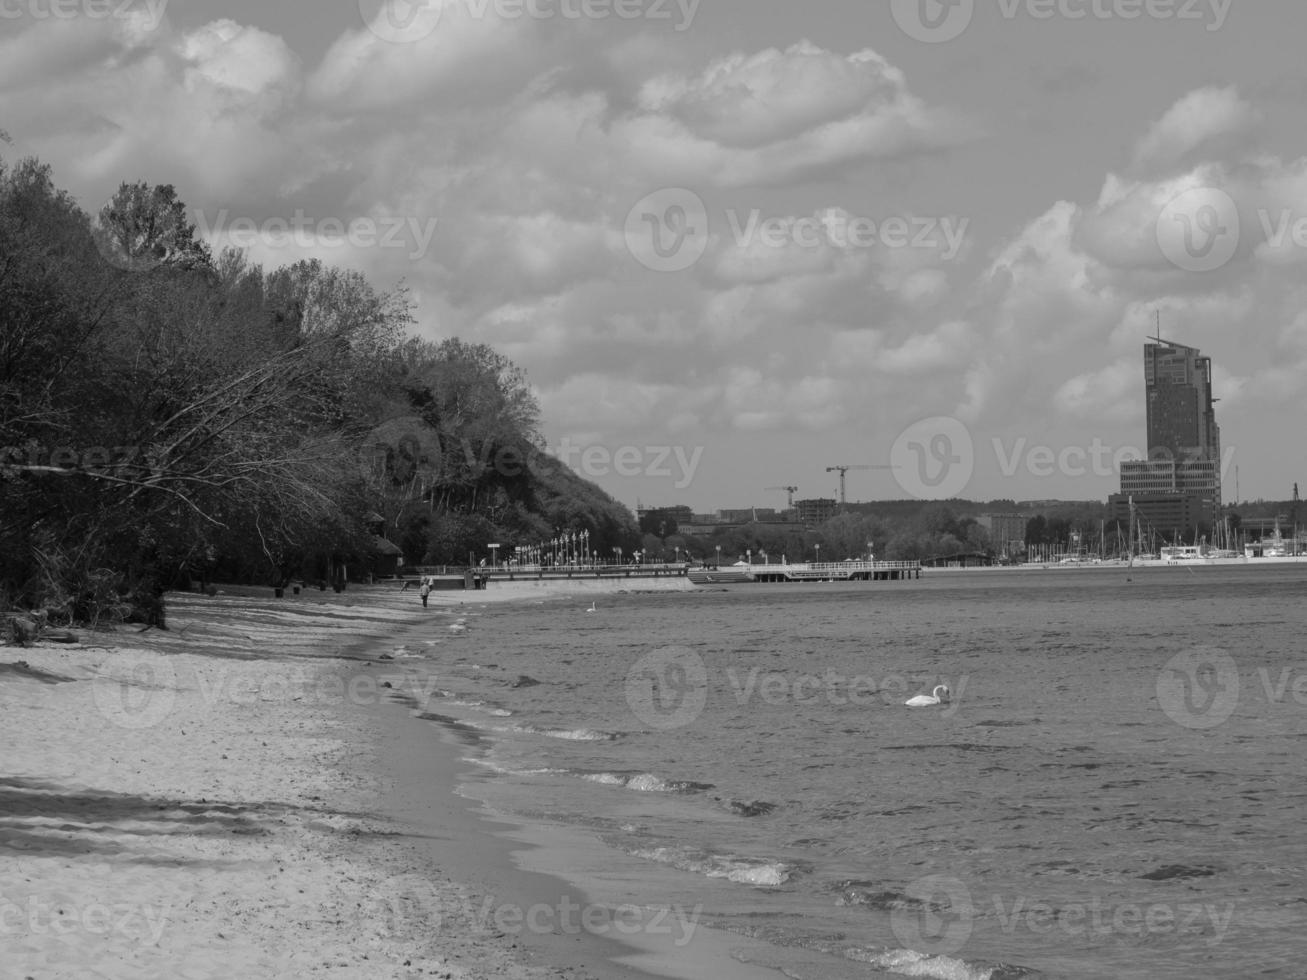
[795,498,837,525]
[1109,337,1223,539]
[1118,457,1221,499]
[978,514,1028,558]
[1108,492,1216,545]
[1145,339,1220,473]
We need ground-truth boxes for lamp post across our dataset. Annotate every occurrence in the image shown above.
[814,543,821,564]
[488,543,500,569]
[715,545,721,568]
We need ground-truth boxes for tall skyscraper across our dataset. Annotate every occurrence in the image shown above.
[1144,340,1220,466]
[1110,336,1222,540]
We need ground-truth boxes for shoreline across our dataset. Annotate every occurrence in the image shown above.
[0,583,775,978]
[0,586,607,977]
[351,597,788,979]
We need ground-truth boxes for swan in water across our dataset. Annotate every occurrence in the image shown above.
[585,601,597,612]
[905,685,950,707]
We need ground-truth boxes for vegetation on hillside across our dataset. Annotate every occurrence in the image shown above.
[0,156,639,627]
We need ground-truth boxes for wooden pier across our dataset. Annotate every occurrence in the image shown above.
[689,560,921,584]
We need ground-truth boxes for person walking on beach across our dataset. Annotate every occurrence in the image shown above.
[420,579,430,608]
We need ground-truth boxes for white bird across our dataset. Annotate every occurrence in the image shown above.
[585,601,597,612]
[905,685,950,707]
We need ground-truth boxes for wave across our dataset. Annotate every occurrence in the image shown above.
[628,844,791,887]
[845,947,1043,980]
[576,770,714,793]
[518,727,621,742]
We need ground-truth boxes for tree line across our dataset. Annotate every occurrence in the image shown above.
[0,156,639,628]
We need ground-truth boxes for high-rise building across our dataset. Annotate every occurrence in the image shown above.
[1144,339,1221,480]
[1109,337,1222,540]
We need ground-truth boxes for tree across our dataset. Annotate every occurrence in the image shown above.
[94,182,212,272]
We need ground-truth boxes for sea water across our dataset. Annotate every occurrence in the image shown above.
[409,567,1307,979]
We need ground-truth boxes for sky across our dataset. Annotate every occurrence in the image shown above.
[4,0,1307,513]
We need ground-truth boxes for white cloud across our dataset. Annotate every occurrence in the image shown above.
[1132,86,1257,174]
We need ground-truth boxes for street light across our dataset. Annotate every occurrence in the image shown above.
[814,543,821,563]
[488,543,500,569]
[715,545,721,568]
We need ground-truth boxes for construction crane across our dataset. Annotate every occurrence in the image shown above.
[826,465,878,505]
[765,485,799,508]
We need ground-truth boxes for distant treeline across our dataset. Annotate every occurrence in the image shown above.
[637,495,1293,563]
[0,156,640,626]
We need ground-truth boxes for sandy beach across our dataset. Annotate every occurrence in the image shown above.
[0,583,640,979]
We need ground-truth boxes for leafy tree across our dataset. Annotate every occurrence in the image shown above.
[94,181,212,272]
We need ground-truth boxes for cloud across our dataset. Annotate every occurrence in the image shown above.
[623,41,975,188]
[1132,86,1257,174]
